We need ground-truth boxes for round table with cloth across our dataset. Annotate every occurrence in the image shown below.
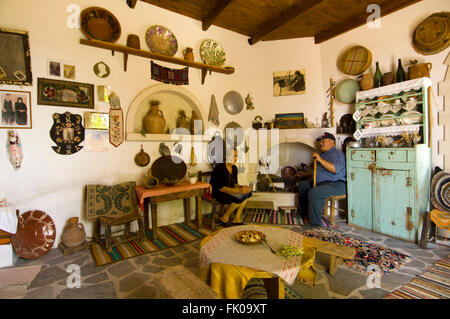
[198,225,316,299]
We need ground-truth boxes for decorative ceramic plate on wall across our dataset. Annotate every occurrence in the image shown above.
[200,39,226,66]
[80,7,121,43]
[11,210,56,259]
[145,25,178,56]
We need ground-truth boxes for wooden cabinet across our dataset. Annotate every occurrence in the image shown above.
[347,78,432,242]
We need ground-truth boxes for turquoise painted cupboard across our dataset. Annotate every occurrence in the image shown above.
[347,78,432,242]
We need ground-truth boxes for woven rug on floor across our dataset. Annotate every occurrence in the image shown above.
[91,222,214,266]
[244,209,330,227]
[300,228,411,275]
[242,278,301,299]
[385,255,450,299]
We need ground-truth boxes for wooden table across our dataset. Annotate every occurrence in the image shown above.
[136,182,210,240]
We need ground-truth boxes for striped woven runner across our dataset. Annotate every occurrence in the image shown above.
[90,222,214,266]
[385,255,450,299]
[244,210,303,225]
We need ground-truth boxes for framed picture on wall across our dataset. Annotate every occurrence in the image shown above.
[273,69,306,97]
[0,28,32,86]
[0,90,32,129]
[48,60,76,80]
[84,112,109,130]
[37,78,94,109]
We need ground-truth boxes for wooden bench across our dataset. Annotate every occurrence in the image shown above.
[302,236,355,275]
[154,265,218,299]
[322,194,347,226]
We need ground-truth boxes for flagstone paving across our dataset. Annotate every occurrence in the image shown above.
[7,219,448,299]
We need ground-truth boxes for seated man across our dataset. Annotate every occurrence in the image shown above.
[297,133,346,227]
[209,148,252,227]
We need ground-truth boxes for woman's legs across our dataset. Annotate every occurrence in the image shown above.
[219,198,249,223]
[232,199,249,223]
[220,202,240,223]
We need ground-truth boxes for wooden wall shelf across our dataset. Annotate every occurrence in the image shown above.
[80,39,235,84]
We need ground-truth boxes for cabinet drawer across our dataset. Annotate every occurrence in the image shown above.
[350,150,375,161]
[377,150,407,162]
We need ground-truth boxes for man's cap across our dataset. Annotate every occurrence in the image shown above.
[317,132,336,141]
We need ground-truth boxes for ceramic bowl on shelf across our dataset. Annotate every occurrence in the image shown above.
[80,7,122,43]
[380,114,397,127]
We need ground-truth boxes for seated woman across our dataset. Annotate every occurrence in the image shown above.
[209,148,252,227]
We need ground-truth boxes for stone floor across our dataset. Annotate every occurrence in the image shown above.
[9,218,450,299]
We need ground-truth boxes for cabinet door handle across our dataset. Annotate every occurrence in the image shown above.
[351,209,355,218]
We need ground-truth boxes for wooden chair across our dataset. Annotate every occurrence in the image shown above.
[198,171,226,230]
[322,194,347,227]
[86,182,145,253]
[420,209,450,248]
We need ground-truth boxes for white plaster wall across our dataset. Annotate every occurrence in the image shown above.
[319,0,450,169]
[0,0,326,244]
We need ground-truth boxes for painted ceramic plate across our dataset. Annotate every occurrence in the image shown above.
[145,25,178,56]
[200,39,226,66]
[380,114,397,127]
[80,7,121,43]
[399,111,422,125]
[223,90,244,115]
[234,230,265,245]
[11,210,56,259]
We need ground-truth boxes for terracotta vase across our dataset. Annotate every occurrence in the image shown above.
[61,217,86,248]
[382,72,394,86]
[143,104,166,134]
[183,47,194,62]
[360,73,374,91]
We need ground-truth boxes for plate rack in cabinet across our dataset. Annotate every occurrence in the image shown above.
[352,77,432,148]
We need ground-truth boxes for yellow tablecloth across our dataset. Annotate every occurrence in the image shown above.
[198,227,317,299]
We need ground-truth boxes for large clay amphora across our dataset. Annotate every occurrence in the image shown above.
[143,104,166,134]
[61,217,86,248]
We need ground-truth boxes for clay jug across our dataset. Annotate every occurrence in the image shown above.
[61,217,86,248]
[176,110,190,131]
[408,62,432,80]
[143,101,165,134]
[360,73,374,91]
[183,47,194,62]
[382,72,394,86]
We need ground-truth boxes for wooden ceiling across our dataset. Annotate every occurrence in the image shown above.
[128,0,422,44]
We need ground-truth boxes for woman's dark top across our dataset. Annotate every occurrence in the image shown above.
[15,102,27,125]
[209,163,246,204]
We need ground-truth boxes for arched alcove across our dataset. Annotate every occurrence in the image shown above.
[126,84,207,141]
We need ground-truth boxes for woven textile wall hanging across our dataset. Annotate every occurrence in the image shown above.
[150,61,188,85]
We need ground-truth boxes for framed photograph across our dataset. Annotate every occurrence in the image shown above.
[0,28,32,86]
[48,59,62,77]
[37,78,94,109]
[63,64,76,79]
[0,90,32,129]
[273,69,306,97]
[84,112,109,130]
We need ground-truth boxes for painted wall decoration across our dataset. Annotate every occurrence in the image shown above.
[37,78,94,109]
[0,27,32,86]
[0,89,32,129]
[273,69,306,97]
[93,61,110,78]
[50,112,84,155]
[6,130,23,168]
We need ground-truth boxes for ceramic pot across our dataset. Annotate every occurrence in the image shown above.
[61,217,86,248]
[189,176,198,184]
[176,110,190,131]
[382,72,394,86]
[143,103,165,134]
[408,63,432,80]
[183,47,194,62]
[360,73,373,90]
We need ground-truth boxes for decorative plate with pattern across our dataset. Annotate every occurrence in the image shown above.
[200,39,226,66]
[145,25,178,56]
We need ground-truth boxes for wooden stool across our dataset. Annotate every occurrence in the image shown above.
[154,265,218,299]
[323,194,347,226]
[278,206,298,215]
[244,200,274,213]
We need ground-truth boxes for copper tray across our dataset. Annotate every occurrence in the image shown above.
[234,230,266,245]
[81,7,121,43]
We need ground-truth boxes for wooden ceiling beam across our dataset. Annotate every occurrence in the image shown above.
[126,0,138,9]
[248,0,325,45]
[314,0,422,44]
[202,0,234,31]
